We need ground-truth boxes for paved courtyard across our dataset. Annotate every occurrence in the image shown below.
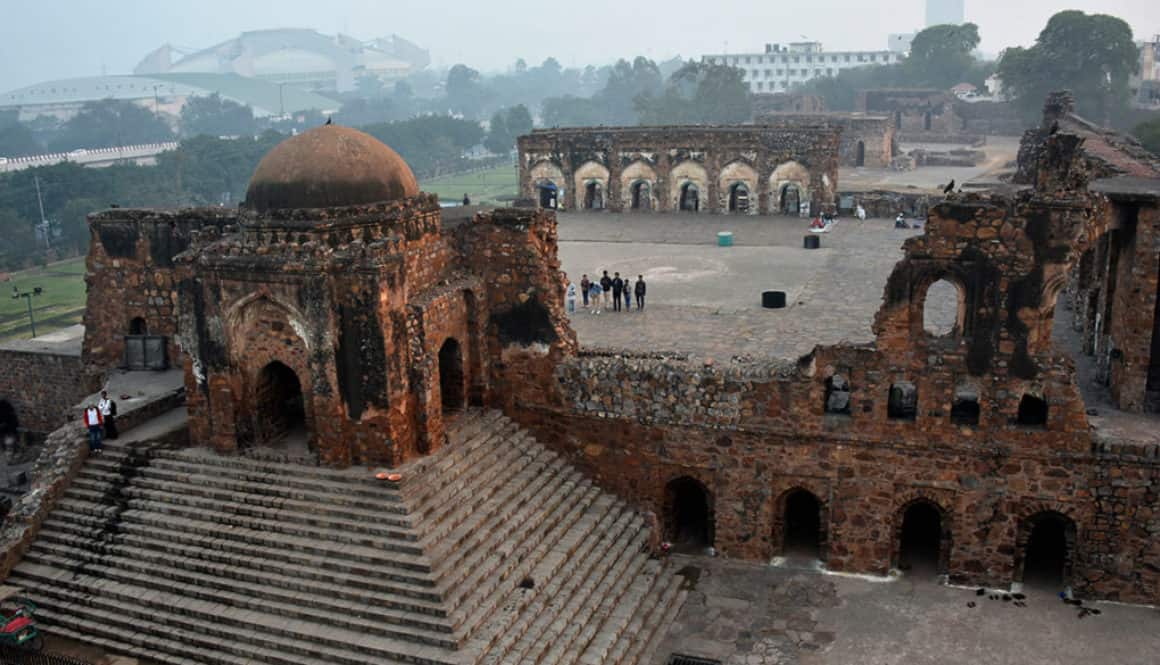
[653,556,1160,665]
[559,213,922,360]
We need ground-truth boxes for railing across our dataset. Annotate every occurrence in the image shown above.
[0,645,94,665]
[0,142,180,173]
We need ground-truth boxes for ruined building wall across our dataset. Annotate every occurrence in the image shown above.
[81,208,237,381]
[517,126,840,215]
[0,347,85,436]
[858,89,962,136]
[953,100,1025,136]
[756,112,895,167]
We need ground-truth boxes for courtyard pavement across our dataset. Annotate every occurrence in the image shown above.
[559,213,922,361]
[653,555,1160,665]
[838,136,1021,193]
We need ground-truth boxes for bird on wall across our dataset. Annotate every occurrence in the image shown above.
[1049,120,1059,135]
[942,179,955,195]
[325,117,333,126]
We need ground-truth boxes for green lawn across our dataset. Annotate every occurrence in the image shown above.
[0,257,88,342]
[421,165,520,205]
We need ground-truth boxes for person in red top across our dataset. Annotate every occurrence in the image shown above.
[83,404,104,454]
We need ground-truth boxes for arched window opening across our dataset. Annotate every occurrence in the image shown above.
[824,374,851,415]
[679,183,700,212]
[923,110,933,131]
[888,381,917,421]
[780,184,801,216]
[630,181,652,210]
[782,490,822,559]
[0,400,19,446]
[583,181,604,210]
[254,361,305,444]
[898,501,943,575]
[923,279,962,337]
[666,477,712,552]
[728,183,749,213]
[951,385,980,426]
[129,317,148,335]
[438,338,465,414]
[1019,512,1076,589]
[537,182,558,209]
[1017,394,1048,427]
[894,111,902,130]
[855,140,866,167]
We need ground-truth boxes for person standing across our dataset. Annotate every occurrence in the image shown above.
[611,272,624,312]
[580,274,591,308]
[623,273,632,311]
[98,390,118,440]
[462,193,471,206]
[589,281,603,315]
[635,274,646,310]
[565,280,577,313]
[83,404,104,454]
[599,271,613,310]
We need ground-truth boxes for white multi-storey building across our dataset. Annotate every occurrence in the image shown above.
[702,42,905,94]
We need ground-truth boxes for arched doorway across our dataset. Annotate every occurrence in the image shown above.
[665,476,712,551]
[855,141,866,167]
[438,338,464,413]
[897,501,944,575]
[254,361,305,444]
[780,184,801,216]
[782,489,822,558]
[1019,512,1076,589]
[0,400,18,446]
[129,317,148,335]
[537,182,558,209]
[631,181,652,210]
[679,183,700,212]
[894,111,902,129]
[583,181,604,210]
[923,111,933,131]
[728,183,750,213]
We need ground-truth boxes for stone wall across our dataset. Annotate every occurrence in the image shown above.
[752,93,826,114]
[0,347,86,436]
[858,89,961,135]
[517,125,841,215]
[82,208,238,382]
[756,113,895,168]
[954,99,1026,136]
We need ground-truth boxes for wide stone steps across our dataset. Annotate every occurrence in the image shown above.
[11,408,685,665]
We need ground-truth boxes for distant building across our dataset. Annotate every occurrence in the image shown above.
[1131,35,1160,108]
[0,73,339,123]
[134,29,430,94]
[702,42,904,94]
[925,0,965,27]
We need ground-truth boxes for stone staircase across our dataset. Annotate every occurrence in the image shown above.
[6,409,685,665]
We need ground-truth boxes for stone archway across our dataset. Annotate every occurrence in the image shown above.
[620,160,658,211]
[769,161,810,216]
[253,361,306,444]
[679,183,700,212]
[129,317,148,335]
[0,400,18,446]
[718,161,758,214]
[573,161,610,211]
[630,181,652,210]
[1017,511,1077,589]
[728,183,750,212]
[438,338,465,413]
[583,181,605,210]
[896,500,947,575]
[855,140,866,167]
[665,476,713,551]
[528,160,565,209]
[670,161,708,212]
[780,184,801,215]
[780,488,823,559]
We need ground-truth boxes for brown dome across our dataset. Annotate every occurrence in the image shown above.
[245,125,419,212]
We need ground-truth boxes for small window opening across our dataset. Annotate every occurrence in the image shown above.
[888,382,917,421]
[1017,394,1048,427]
[824,374,851,415]
[923,279,961,337]
[951,386,980,426]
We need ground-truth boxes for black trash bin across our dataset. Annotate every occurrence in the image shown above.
[762,290,786,309]
[803,235,820,249]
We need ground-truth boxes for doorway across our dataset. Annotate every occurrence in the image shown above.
[1020,512,1075,589]
[666,477,712,551]
[584,181,604,210]
[538,183,558,209]
[855,140,866,167]
[254,361,305,444]
[898,501,943,575]
[438,338,465,413]
[782,489,822,558]
[631,181,651,210]
[780,184,801,216]
[679,183,700,212]
[728,183,749,213]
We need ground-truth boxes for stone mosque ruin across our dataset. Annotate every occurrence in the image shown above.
[0,89,1159,663]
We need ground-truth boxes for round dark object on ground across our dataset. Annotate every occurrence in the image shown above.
[803,235,820,249]
[762,291,787,309]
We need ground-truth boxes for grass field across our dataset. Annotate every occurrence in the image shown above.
[0,257,88,342]
[421,165,520,205]
[0,168,521,343]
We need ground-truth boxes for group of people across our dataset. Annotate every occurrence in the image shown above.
[565,271,646,314]
[81,390,118,454]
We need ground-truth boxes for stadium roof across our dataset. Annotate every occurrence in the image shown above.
[0,74,339,117]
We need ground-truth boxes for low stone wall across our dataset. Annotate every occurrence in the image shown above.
[897,132,985,146]
[0,347,89,437]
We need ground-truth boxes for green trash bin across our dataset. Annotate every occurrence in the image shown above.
[717,231,734,247]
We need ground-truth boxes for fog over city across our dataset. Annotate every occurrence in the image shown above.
[1,0,1157,91]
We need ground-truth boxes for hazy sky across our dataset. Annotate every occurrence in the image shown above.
[1,0,1157,92]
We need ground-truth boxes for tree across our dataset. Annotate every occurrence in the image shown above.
[600,58,664,125]
[484,105,533,154]
[907,23,981,87]
[997,11,1138,123]
[0,122,42,157]
[636,61,751,125]
[180,94,257,138]
[446,64,488,117]
[51,100,174,151]
[355,74,384,99]
[1135,117,1160,156]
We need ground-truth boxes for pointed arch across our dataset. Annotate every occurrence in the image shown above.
[573,161,610,211]
[718,161,758,214]
[670,161,709,212]
[769,160,810,215]
[619,160,658,211]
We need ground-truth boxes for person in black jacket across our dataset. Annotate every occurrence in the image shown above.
[634,275,646,310]
[611,272,624,312]
[599,271,613,310]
